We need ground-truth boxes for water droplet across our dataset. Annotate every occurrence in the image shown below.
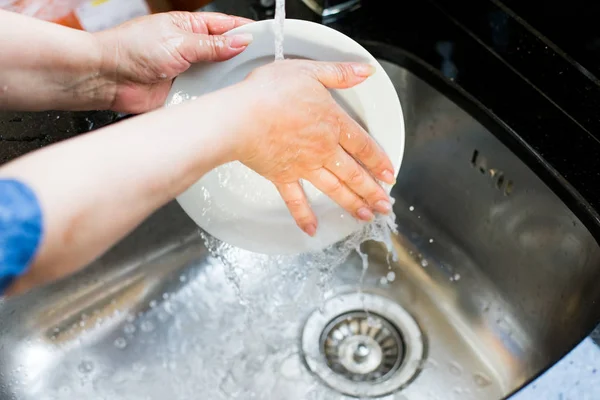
[84,117,94,130]
[179,275,187,282]
[379,277,388,285]
[386,271,396,282]
[157,311,169,322]
[429,238,434,243]
[114,337,127,349]
[78,360,94,374]
[422,359,438,370]
[453,273,461,281]
[124,324,136,335]
[473,372,492,387]
[149,300,157,308]
[163,301,174,314]
[141,320,155,333]
[279,354,303,380]
[449,362,462,376]
[162,293,169,300]
[409,206,415,211]
[496,317,513,335]
[421,259,429,267]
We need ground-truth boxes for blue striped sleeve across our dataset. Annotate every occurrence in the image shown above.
[0,179,43,294]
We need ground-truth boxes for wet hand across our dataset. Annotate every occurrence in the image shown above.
[234,60,396,237]
[96,12,253,113]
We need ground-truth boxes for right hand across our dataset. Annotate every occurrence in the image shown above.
[231,60,396,237]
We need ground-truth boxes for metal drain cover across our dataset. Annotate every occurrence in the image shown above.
[302,293,424,398]
[322,311,404,383]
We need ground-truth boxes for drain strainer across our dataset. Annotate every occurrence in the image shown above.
[302,293,424,398]
[321,311,404,383]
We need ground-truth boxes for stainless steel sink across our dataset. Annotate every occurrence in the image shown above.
[1,56,600,400]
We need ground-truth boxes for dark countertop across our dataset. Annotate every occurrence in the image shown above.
[1,0,599,398]
[0,110,119,164]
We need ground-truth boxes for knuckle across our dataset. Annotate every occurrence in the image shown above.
[208,36,225,56]
[168,11,193,30]
[285,198,305,212]
[373,158,389,173]
[326,179,344,195]
[333,64,350,85]
[366,190,386,206]
[350,198,367,212]
[356,138,373,158]
[347,168,365,185]
[295,215,314,227]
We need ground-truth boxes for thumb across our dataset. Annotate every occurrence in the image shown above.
[179,33,253,63]
[309,61,376,89]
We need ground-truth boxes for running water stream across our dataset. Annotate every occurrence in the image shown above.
[274,0,286,60]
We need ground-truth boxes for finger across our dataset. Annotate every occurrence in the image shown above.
[325,147,392,214]
[336,110,396,185]
[306,168,374,222]
[306,61,376,89]
[180,33,253,63]
[191,12,254,35]
[275,182,318,236]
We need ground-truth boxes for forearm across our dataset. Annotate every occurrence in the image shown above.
[0,9,113,111]
[0,86,243,295]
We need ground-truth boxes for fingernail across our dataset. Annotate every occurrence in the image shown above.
[357,207,375,221]
[351,64,376,77]
[229,33,253,49]
[304,224,317,237]
[381,169,396,184]
[374,200,392,214]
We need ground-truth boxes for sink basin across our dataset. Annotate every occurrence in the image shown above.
[1,51,600,400]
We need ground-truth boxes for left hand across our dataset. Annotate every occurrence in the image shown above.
[96,11,253,113]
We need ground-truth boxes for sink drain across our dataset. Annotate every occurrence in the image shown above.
[302,293,424,398]
[322,311,404,382]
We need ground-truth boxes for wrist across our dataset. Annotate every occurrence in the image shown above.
[43,29,117,111]
[167,83,257,167]
[216,81,266,163]
[83,31,119,110]
[35,29,117,111]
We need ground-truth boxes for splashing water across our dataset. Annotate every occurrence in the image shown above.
[203,206,398,320]
[274,0,286,60]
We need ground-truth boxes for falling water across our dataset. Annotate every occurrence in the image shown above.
[203,209,398,320]
[274,0,286,60]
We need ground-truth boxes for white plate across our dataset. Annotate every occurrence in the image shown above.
[165,19,405,255]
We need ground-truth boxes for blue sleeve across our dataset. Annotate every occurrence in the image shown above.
[0,179,43,294]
